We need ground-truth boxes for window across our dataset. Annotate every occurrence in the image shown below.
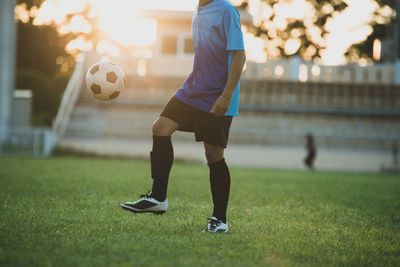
[161,36,177,55]
[184,37,195,54]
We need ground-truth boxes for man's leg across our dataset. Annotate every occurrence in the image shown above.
[204,143,230,224]
[150,116,179,201]
[121,116,178,214]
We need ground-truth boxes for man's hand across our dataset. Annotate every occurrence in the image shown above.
[210,96,231,116]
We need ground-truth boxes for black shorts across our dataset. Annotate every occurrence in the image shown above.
[160,97,233,148]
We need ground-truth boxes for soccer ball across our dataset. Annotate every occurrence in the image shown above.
[85,61,126,101]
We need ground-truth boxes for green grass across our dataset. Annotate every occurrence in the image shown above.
[0,156,399,266]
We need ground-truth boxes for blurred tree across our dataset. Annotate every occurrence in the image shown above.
[17,21,73,76]
[349,0,398,62]
[15,0,109,59]
[237,0,395,63]
[15,0,74,126]
[20,0,395,64]
[17,0,43,9]
[15,0,396,69]
[238,0,347,60]
[16,68,69,126]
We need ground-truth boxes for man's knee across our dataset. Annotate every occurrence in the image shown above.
[204,143,224,164]
[205,152,222,164]
[151,120,163,135]
[152,116,178,136]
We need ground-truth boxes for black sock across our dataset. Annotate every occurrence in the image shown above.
[208,158,230,223]
[150,136,173,202]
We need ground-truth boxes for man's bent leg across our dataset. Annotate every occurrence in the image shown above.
[204,143,230,224]
[150,116,179,201]
[121,115,180,213]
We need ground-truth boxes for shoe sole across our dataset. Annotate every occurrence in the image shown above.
[207,229,229,233]
[201,229,229,234]
[120,204,166,215]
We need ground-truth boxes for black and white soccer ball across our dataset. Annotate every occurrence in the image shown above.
[85,61,126,101]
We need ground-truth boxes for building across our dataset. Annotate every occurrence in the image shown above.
[119,8,253,78]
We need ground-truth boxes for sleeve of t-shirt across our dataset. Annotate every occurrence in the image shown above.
[222,6,245,51]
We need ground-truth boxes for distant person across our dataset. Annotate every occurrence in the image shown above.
[304,133,316,170]
[121,0,246,233]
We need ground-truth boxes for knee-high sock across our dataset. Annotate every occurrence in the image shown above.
[150,136,173,201]
[209,158,231,223]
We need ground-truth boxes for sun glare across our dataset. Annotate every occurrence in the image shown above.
[15,0,394,65]
[14,3,30,23]
[24,0,184,56]
[321,0,377,65]
[66,36,92,54]
[59,15,92,35]
[33,0,86,25]
[96,9,157,47]
[242,27,267,63]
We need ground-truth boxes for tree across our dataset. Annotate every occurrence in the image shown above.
[236,0,395,63]
[348,0,398,62]
[16,0,396,65]
[15,0,73,126]
[16,20,73,76]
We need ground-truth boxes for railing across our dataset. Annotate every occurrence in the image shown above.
[52,52,87,137]
[0,53,87,158]
[94,52,400,85]
[242,57,398,85]
[0,127,57,157]
[239,80,400,114]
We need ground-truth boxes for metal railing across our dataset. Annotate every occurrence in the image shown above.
[82,51,400,85]
[242,57,398,85]
[0,127,57,157]
[52,53,87,137]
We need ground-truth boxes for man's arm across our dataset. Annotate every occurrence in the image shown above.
[210,50,246,116]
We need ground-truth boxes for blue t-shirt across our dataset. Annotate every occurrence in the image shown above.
[174,0,245,116]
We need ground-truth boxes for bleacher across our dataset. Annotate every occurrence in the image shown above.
[62,72,400,151]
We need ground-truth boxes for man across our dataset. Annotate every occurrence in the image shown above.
[304,133,316,170]
[121,0,246,233]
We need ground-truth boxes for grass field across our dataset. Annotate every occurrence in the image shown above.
[0,156,399,266]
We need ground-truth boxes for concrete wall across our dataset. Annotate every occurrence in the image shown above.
[0,0,16,143]
[12,90,32,127]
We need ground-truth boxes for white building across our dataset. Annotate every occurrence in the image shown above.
[114,8,253,78]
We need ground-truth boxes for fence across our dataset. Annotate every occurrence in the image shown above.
[83,51,400,85]
[242,58,398,85]
[52,53,87,137]
[240,80,399,113]
[233,80,400,150]
[0,127,57,157]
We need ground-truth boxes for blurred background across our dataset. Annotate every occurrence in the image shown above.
[0,0,399,172]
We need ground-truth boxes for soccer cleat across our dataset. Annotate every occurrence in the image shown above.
[204,217,229,233]
[121,192,168,215]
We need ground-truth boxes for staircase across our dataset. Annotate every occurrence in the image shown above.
[62,75,197,142]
